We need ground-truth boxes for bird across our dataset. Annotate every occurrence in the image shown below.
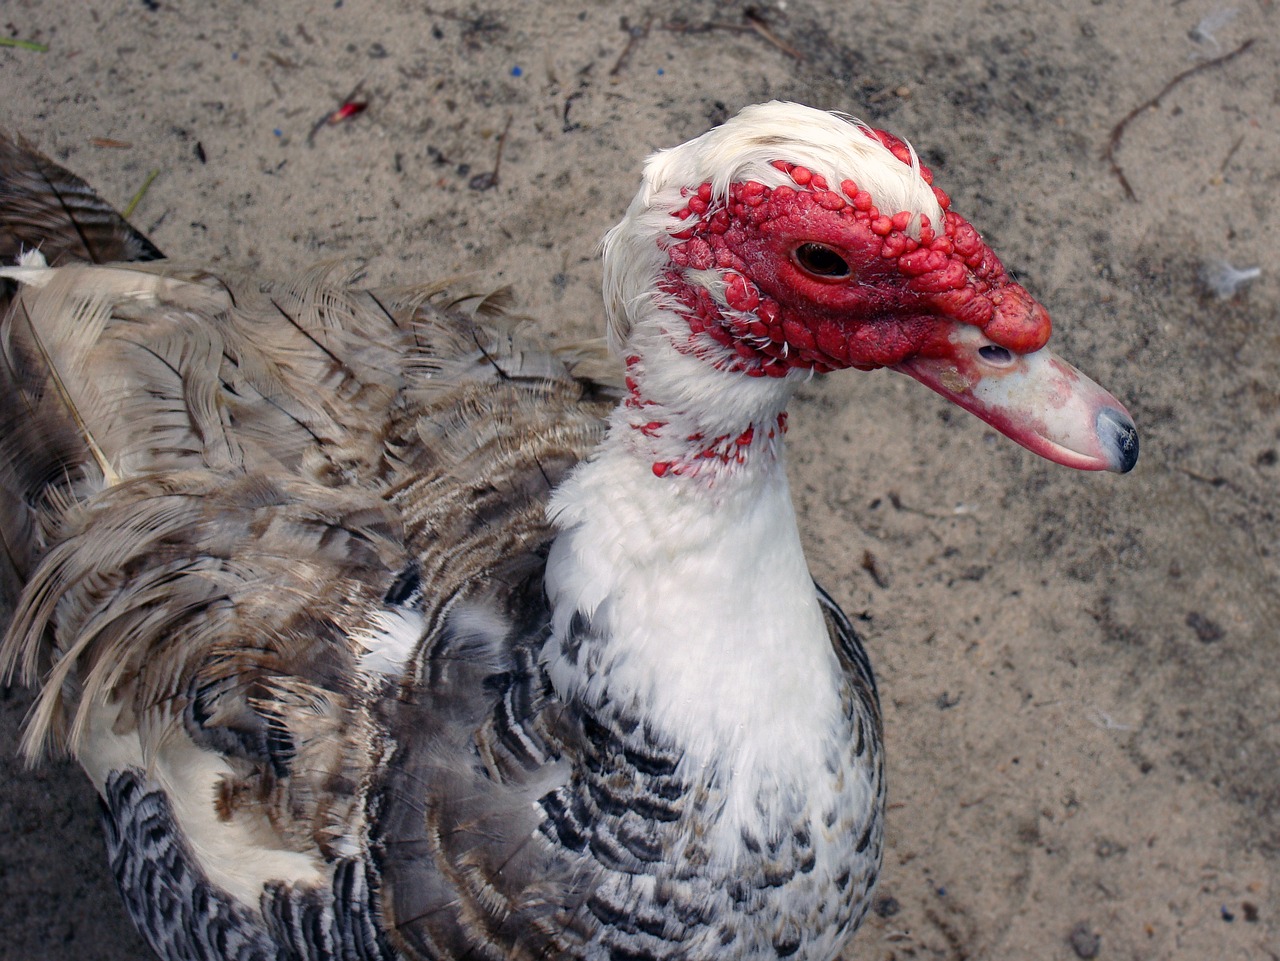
[0,102,1137,961]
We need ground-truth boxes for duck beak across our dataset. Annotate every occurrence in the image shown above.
[893,324,1139,473]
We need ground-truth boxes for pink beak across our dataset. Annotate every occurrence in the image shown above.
[894,324,1138,473]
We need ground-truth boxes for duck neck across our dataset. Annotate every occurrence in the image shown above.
[544,335,839,781]
[611,328,797,484]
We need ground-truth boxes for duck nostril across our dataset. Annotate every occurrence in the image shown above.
[977,345,1013,366]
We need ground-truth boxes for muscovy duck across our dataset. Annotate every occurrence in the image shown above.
[0,102,1136,961]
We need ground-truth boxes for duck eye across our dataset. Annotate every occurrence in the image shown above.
[793,243,850,278]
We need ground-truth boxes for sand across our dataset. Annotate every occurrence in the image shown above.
[0,1,1276,958]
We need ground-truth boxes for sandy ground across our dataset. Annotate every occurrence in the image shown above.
[1,1,1277,959]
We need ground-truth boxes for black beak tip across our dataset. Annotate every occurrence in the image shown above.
[1098,408,1139,473]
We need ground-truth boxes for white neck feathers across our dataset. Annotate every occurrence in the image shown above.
[544,439,842,823]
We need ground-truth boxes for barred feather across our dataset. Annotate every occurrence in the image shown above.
[0,131,163,269]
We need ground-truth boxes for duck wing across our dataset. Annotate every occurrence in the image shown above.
[0,138,613,958]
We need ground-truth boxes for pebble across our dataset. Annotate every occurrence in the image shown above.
[1068,922,1101,959]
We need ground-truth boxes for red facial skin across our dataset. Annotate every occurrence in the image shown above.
[623,133,1140,480]
[659,145,1050,377]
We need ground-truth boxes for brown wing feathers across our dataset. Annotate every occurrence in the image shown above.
[0,131,163,269]
[0,131,624,961]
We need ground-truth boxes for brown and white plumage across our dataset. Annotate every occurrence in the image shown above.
[0,104,1136,961]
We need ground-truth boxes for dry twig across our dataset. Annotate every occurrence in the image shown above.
[742,10,804,61]
[469,115,513,191]
[610,17,652,76]
[662,14,803,62]
[1105,38,1255,200]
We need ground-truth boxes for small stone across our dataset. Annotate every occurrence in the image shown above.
[935,691,961,710]
[1185,611,1224,644]
[1068,922,1100,959]
[873,895,900,918]
[1094,838,1126,859]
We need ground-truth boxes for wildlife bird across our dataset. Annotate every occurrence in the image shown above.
[0,102,1136,961]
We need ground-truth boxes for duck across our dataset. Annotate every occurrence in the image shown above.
[0,102,1137,961]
